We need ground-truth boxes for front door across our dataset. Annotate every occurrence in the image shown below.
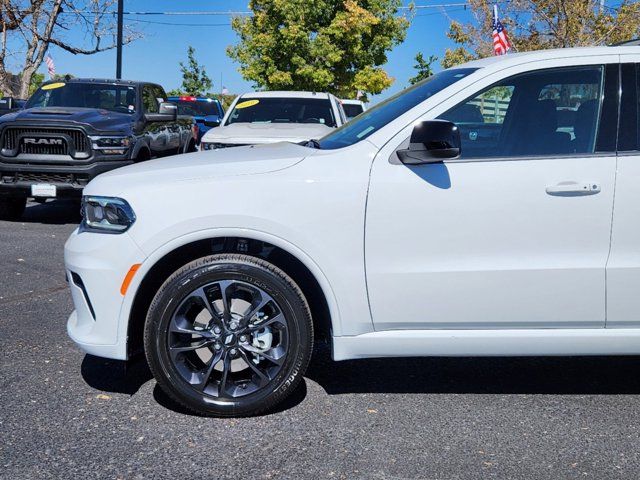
[365,64,618,330]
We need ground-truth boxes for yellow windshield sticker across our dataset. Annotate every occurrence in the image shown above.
[41,82,65,90]
[235,99,259,109]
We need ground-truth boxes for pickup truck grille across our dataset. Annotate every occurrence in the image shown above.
[1,127,89,156]
[2,171,90,186]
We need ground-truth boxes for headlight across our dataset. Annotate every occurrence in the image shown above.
[89,135,134,154]
[200,141,215,151]
[80,196,136,234]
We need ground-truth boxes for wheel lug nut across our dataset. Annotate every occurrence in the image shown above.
[239,335,247,342]
[214,343,221,351]
[213,327,221,334]
[230,348,238,356]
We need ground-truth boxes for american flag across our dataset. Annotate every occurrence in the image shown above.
[492,5,511,56]
[45,54,56,78]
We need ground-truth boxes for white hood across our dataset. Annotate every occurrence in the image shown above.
[202,122,334,145]
[85,142,312,196]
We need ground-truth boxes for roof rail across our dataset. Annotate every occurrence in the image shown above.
[611,39,640,46]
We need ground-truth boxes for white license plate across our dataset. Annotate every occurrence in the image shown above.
[31,183,57,197]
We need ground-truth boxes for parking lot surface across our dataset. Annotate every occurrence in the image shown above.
[2,199,640,479]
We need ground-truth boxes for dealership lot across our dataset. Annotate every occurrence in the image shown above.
[3,200,640,479]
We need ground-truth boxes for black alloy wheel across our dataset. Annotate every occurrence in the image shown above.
[144,254,313,417]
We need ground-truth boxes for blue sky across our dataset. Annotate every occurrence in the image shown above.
[31,0,475,103]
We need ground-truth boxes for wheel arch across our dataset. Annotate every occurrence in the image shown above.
[133,143,151,162]
[124,231,339,359]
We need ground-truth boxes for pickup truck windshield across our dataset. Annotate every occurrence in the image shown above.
[26,83,137,114]
[226,97,337,127]
[318,68,478,149]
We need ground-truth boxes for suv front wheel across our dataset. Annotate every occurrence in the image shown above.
[144,254,313,416]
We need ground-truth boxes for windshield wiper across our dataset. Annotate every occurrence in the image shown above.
[305,139,322,149]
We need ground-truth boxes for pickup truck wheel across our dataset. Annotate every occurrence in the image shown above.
[0,197,27,220]
[144,254,313,417]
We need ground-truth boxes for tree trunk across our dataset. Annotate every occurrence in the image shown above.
[19,67,35,99]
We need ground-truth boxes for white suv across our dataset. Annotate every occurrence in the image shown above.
[65,45,640,416]
[200,91,346,150]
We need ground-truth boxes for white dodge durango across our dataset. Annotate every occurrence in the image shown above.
[65,45,640,416]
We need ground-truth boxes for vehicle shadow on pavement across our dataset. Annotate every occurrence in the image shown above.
[80,354,307,416]
[307,346,640,395]
[80,349,640,416]
[20,199,82,225]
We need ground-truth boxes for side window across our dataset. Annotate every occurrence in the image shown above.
[618,63,639,152]
[438,66,604,158]
[142,85,159,113]
[153,85,167,105]
[440,85,514,158]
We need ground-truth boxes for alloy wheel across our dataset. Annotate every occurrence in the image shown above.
[167,280,289,399]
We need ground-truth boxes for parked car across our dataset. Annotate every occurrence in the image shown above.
[65,44,640,417]
[0,97,26,116]
[168,96,224,143]
[0,78,196,219]
[200,91,346,150]
[340,99,367,119]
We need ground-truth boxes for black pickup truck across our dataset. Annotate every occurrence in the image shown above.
[0,78,196,219]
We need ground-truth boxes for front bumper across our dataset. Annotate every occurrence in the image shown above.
[0,159,133,197]
[65,227,146,360]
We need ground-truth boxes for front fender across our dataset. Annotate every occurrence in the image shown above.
[118,227,345,346]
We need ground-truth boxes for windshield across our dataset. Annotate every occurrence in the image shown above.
[318,68,478,149]
[226,97,337,127]
[173,100,220,117]
[26,82,137,114]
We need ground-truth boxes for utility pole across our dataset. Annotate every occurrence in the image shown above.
[116,0,123,79]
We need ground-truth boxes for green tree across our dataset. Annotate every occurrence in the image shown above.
[227,0,411,100]
[177,46,212,96]
[443,0,640,68]
[408,53,437,85]
[208,93,237,110]
[28,73,45,96]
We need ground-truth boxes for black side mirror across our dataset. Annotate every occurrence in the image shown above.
[145,102,177,122]
[203,115,221,128]
[397,120,461,165]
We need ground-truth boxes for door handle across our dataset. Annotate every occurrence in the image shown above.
[545,182,601,196]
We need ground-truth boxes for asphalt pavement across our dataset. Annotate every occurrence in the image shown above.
[2,199,640,479]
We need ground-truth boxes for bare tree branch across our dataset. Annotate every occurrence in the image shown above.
[0,0,142,97]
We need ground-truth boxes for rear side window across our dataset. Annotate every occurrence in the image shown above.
[142,85,159,113]
[617,63,639,152]
[343,103,364,118]
[438,66,605,159]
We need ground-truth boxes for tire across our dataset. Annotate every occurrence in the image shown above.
[0,197,26,221]
[134,149,151,163]
[144,254,313,417]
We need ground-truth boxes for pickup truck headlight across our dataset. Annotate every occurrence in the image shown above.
[200,141,215,151]
[89,135,134,154]
[80,196,136,233]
